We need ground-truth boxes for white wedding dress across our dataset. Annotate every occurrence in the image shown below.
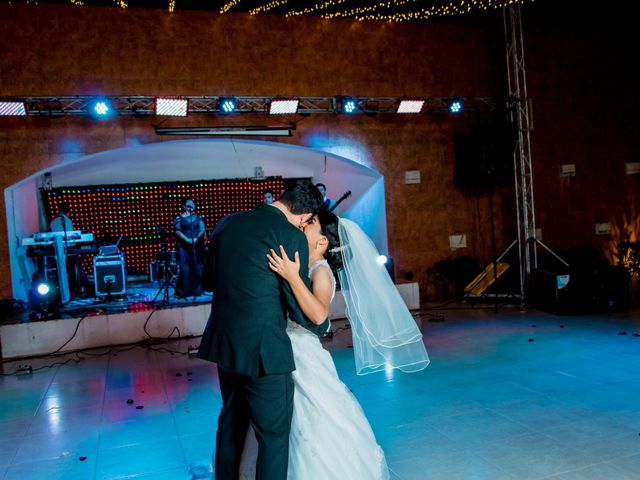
[238,260,389,480]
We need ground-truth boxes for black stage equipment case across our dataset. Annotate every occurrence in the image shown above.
[93,254,126,297]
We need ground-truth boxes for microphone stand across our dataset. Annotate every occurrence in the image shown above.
[188,210,201,303]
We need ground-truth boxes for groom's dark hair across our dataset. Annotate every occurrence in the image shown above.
[279,180,324,214]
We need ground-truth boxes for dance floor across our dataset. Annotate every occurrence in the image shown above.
[1,305,639,479]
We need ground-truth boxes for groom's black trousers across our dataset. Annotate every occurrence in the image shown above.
[216,368,294,480]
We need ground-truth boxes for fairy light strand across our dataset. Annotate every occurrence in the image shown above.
[324,0,533,22]
[250,0,290,15]
[325,0,421,19]
[220,0,243,13]
[286,0,349,17]
[55,0,533,21]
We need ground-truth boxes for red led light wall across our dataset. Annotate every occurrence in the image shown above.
[41,178,288,275]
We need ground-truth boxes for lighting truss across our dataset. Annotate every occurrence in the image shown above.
[6,96,501,116]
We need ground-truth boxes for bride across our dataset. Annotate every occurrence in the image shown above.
[238,210,430,479]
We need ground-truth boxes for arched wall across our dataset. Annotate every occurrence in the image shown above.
[5,139,386,300]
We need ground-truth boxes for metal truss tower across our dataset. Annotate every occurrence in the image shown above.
[504,4,537,301]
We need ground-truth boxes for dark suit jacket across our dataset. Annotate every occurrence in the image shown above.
[197,204,330,376]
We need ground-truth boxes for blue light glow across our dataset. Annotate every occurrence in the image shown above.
[449,100,462,113]
[305,134,372,168]
[94,101,109,116]
[341,98,357,114]
[220,98,236,113]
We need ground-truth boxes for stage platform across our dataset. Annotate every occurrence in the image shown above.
[0,281,419,360]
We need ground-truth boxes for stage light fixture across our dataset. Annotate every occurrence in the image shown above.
[219,97,236,113]
[156,97,188,116]
[375,255,395,281]
[91,99,111,117]
[449,99,463,113]
[340,97,358,114]
[0,101,27,116]
[397,99,424,114]
[269,99,299,115]
[28,280,59,319]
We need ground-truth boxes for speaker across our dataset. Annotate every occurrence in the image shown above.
[532,266,630,314]
[94,254,126,296]
[531,269,574,314]
[454,120,516,195]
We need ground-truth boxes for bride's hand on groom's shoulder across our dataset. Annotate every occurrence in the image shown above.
[267,245,301,282]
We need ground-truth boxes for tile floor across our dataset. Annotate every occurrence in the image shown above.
[1,305,640,479]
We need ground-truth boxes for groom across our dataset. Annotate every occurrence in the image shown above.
[198,180,330,480]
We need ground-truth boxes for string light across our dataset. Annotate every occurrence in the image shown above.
[337,0,534,22]
[323,0,420,20]
[250,0,289,15]
[52,0,533,20]
[286,0,349,17]
[220,0,243,13]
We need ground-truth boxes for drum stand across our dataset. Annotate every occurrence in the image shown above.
[151,257,179,304]
[151,236,179,305]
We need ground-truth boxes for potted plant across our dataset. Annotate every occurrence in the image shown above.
[615,240,640,307]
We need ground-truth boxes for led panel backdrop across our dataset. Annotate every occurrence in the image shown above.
[41,177,289,276]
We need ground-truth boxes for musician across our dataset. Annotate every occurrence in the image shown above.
[173,197,205,298]
[263,189,275,205]
[315,183,336,210]
[50,202,73,232]
[49,202,86,297]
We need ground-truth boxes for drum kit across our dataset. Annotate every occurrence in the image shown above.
[149,249,179,284]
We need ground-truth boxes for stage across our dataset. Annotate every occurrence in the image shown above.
[0,281,420,360]
[1,305,639,479]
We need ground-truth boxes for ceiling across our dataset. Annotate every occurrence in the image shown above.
[11,0,535,22]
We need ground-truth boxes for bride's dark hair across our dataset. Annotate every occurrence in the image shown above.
[317,210,343,272]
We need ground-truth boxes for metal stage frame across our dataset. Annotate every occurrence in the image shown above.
[503,4,567,303]
[3,95,500,116]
